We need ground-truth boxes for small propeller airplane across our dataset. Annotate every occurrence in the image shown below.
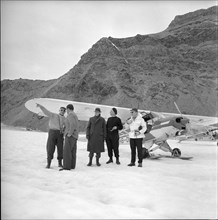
[119,109,191,158]
[25,98,218,158]
[119,102,218,158]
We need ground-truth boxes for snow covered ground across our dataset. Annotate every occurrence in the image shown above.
[1,125,217,219]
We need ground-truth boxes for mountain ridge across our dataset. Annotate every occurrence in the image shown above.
[1,6,217,131]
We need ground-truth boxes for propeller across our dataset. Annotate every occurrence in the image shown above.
[173,102,193,135]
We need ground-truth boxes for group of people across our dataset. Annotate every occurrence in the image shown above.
[37,103,147,171]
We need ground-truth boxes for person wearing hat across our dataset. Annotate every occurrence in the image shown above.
[127,108,147,167]
[106,107,123,164]
[86,107,106,166]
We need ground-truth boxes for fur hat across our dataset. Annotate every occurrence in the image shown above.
[95,107,101,112]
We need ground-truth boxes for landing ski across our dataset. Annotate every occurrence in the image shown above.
[147,155,162,160]
[156,155,193,160]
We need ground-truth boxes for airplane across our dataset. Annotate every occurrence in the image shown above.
[119,110,191,158]
[25,98,218,158]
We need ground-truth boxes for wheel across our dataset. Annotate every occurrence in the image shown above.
[172,148,181,157]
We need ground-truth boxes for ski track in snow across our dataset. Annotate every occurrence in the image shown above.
[1,127,217,219]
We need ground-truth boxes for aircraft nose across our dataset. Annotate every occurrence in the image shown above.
[181,118,190,125]
[174,117,190,130]
[184,119,192,131]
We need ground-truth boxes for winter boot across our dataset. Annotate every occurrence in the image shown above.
[87,156,93,166]
[58,159,63,167]
[106,158,113,164]
[116,158,121,165]
[96,157,101,166]
[127,163,135,167]
[46,159,51,168]
[138,163,142,167]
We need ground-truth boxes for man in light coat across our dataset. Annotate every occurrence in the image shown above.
[126,108,147,167]
[59,104,79,171]
[36,103,66,168]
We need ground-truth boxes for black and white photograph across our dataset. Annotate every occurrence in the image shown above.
[1,0,218,219]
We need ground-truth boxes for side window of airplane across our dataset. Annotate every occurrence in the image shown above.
[175,117,183,123]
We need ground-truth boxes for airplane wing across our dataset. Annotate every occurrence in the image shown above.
[25,98,167,122]
[25,98,131,121]
[25,98,218,127]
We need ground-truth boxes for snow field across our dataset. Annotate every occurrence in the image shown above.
[1,127,217,219]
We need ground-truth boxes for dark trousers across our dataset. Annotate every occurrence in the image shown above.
[89,152,101,158]
[46,129,63,160]
[106,135,119,158]
[63,136,77,170]
[130,138,143,163]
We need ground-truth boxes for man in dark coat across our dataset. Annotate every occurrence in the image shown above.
[86,107,106,166]
[106,108,123,165]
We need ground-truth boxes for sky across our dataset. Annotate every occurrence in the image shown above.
[1,1,217,81]
[1,126,217,219]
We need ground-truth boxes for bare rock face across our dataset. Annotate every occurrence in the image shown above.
[1,6,217,131]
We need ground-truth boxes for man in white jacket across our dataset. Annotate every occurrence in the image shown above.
[126,108,147,167]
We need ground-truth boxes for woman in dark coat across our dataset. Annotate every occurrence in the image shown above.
[86,107,107,166]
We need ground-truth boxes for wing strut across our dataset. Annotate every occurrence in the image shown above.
[174,102,182,116]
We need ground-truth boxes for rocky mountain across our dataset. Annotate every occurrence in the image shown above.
[1,6,217,131]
